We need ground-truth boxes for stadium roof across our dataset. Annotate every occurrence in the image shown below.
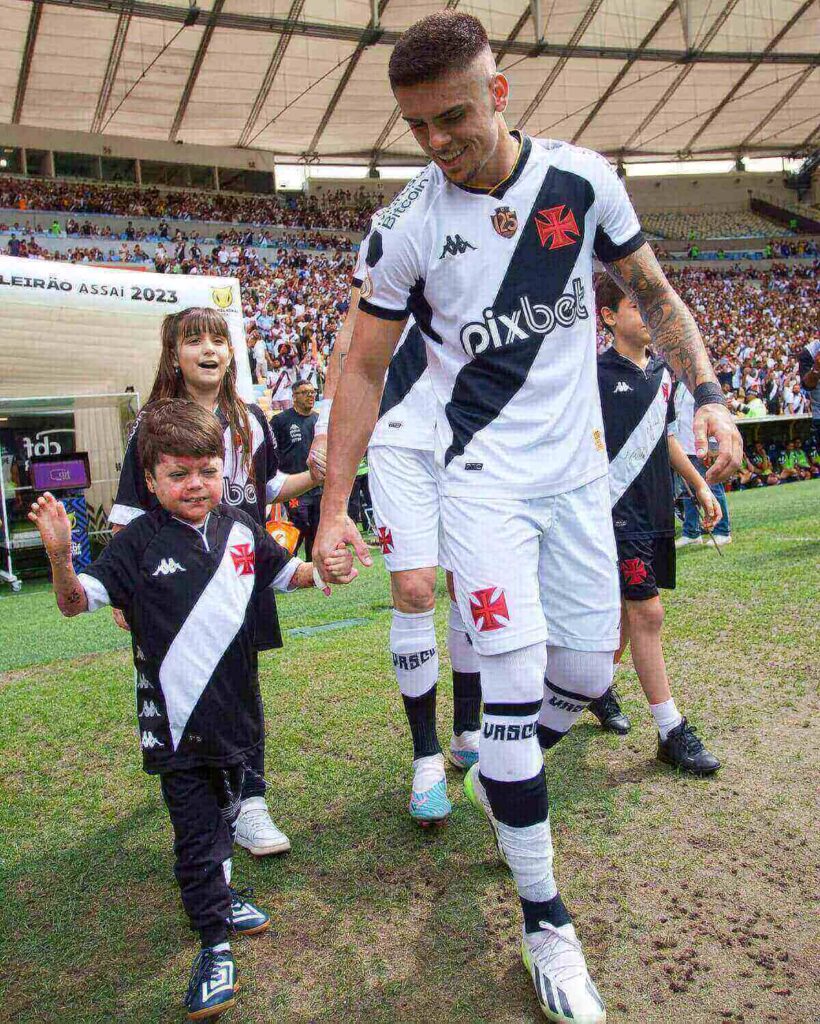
[1,0,818,167]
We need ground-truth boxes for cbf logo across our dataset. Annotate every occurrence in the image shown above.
[460,277,588,357]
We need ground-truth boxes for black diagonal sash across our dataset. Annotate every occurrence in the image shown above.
[444,166,595,466]
[378,324,428,419]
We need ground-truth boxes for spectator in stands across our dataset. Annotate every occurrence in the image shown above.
[797,340,820,447]
[747,442,779,486]
[271,379,321,559]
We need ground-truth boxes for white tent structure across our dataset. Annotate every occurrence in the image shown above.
[0,0,817,168]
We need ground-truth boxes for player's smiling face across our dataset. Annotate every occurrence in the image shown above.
[146,454,224,524]
[175,331,231,394]
[395,57,509,187]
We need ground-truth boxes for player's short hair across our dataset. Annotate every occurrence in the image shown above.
[595,274,628,335]
[138,398,225,475]
[388,11,490,88]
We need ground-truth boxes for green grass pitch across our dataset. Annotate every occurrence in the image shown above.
[1,481,818,1023]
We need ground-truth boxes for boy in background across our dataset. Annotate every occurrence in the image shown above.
[585,278,722,775]
[28,399,353,1020]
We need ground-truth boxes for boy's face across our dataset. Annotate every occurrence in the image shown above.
[145,454,224,524]
[602,297,649,347]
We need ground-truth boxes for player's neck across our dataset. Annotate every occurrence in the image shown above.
[614,338,650,369]
[470,125,520,190]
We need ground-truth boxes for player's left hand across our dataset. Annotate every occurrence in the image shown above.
[695,485,722,532]
[28,492,72,562]
[693,403,742,484]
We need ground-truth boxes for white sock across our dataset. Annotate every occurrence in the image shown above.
[390,608,438,698]
[650,698,683,740]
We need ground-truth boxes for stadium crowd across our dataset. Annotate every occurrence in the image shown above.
[0,175,381,232]
[641,208,795,239]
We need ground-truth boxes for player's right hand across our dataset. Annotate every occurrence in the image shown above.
[314,511,373,583]
[28,492,72,562]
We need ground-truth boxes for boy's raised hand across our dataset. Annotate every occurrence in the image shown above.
[28,493,73,562]
[325,541,357,585]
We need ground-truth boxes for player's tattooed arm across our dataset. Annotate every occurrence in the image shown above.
[28,492,89,616]
[605,242,716,393]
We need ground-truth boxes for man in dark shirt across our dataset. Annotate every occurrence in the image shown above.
[590,276,723,775]
[272,378,321,558]
[797,339,820,448]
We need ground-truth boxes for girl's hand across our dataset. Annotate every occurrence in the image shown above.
[695,485,722,532]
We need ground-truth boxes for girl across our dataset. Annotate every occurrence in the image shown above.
[110,306,325,858]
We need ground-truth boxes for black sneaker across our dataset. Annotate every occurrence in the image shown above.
[184,947,238,1020]
[229,886,271,937]
[657,718,721,775]
[588,686,631,735]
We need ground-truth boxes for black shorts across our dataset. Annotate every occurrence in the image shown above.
[616,535,676,601]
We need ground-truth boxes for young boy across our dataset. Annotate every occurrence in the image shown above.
[28,399,353,1020]
[588,277,722,775]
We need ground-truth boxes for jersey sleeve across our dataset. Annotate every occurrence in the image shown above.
[80,524,143,612]
[357,187,428,322]
[109,419,153,526]
[352,214,377,287]
[586,151,645,264]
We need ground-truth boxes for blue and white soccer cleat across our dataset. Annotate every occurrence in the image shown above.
[229,886,271,937]
[185,947,238,1020]
[447,729,480,770]
[464,763,508,866]
[522,922,606,1024]
[409,752,452,826]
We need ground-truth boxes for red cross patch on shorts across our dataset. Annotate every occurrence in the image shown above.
[376,527,393,555]
[230,543,256,576]
[469,586,510,632]
[620,558,647,586]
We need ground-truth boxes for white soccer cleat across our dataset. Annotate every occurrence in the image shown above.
[447,729,480,770]
[675,535,703,548]
[711,533,732,546]
[234,797,291,856]
[409,752,452,826]
[522,921,606,1023]
[463,764,508,866]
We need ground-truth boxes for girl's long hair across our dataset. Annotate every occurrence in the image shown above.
[147,307,253,480]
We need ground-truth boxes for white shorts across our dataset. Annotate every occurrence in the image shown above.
[368,445,445,573]
[440,474,620,656]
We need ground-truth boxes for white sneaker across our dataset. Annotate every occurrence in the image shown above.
[464,763,508,866]
[447,729,480,769]
[675,535,703,548]
[712,533,732,546]
[234,797,291,856]
[522,922,606,1023]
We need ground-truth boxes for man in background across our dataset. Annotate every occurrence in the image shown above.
[272,379,321,558]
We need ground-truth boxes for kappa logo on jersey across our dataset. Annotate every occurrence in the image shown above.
[614,381,633,393]
[376,526,394,554]
[534,204,581,250]
[620,558,648,586]
[230,543,255,576]
[439,234,477,259]
[153,558,185,576]
[469,587,510,632]
[460,277,588,357]
[139,700,161,719]
[491,206,518,238]
[140,731,164,750]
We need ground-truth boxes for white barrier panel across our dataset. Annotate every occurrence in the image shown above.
[0,255,253,402]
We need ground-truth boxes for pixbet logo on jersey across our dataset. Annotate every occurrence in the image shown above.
[459,277,588,357]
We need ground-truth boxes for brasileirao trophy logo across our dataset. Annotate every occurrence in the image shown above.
[211,286,234,310]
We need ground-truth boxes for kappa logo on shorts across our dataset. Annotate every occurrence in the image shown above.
[620,558,648,586]
[230,543,255,575]
[469,587,510,632]
[376,526,394,554]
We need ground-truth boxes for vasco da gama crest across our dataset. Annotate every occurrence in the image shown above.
[491,206,518,238]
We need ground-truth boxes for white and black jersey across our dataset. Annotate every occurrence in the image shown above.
[598,348,676,538]
[357,134,644,496]
[78,506,298,774]
[352,233,436,452]
[110,403,286,529]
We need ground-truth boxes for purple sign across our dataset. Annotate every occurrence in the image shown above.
[30,457,90,492]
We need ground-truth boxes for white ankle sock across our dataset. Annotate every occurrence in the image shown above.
[650,698,683,740]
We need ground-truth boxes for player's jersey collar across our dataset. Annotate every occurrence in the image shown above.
[450,131,531,200]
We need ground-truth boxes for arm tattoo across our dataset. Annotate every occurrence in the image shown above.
[606,244,716,393]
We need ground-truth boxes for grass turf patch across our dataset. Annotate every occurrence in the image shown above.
[0,481,818,1023]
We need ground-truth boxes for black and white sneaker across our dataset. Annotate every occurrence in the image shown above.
[588,686,631,735]
[657,718,721,775]
[229,886,271,937]
[522,921,606,1023]
[184,947,238,1020]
